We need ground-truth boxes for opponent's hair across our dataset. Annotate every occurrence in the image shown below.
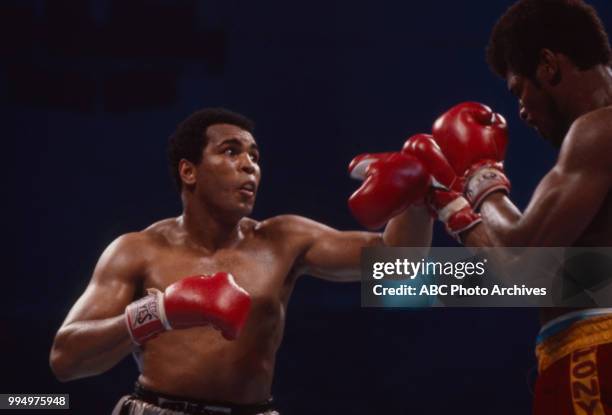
[167,108,255,190]
[487,0,611,78]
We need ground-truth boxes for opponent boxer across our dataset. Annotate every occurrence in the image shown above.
[425,1,612,413]
[49,108,433,415]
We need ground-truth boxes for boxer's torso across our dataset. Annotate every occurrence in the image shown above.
[540,106,612,325]
[540,192,612,323]
[130,216,306,403]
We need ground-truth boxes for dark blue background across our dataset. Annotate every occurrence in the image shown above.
[3,1,611,414]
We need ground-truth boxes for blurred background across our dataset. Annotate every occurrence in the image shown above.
[3,0,611,413]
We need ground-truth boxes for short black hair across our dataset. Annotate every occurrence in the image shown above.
[487,0,611,78]
[167,108,255,190]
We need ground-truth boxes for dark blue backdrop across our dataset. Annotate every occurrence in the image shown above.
[3,1,611,414]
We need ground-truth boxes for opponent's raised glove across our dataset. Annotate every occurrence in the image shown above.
[432,102,510,209]
[125,272,251,345]
[402,134,481,239]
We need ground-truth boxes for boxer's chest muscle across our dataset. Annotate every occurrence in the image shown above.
[145,240,297,306]
[576,190,612,245]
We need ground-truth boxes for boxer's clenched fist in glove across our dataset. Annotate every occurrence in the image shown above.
[432,102,510,209]
[402,134,481,239]
[348,152,430,229]
[125,272,251,345]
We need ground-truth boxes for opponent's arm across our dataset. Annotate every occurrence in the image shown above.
[50,233,146,381]
[463,112,612,247]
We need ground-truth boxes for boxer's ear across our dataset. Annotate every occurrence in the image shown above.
[179,159,197,186]
[536,49,561,87]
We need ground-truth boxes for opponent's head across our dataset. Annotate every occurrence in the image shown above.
[168,108,260,217]
[487,0,611,146]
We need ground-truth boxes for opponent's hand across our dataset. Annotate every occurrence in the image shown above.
[348,152,430,229]
[125,272,251,345]
[432,102,510,209]
[402,134,481,239]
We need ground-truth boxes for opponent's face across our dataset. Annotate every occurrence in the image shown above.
[507,71,568,148]
[191,124,261,217]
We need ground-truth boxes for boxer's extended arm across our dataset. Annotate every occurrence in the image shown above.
[50,233,146,382]
[463,112,612,247]
[287,207,432,282]
[382,205,433,249]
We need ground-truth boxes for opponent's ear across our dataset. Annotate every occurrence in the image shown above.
[179,159,197,186]
[536,49,561,86]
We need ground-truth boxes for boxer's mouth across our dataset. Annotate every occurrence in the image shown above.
[238,181,256,197]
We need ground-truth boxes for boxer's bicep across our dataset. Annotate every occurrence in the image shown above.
[303,228,382,281]
[520,166,606,245]
[51,233,148,380]
[62,233,146,327]
[282,215,380,281]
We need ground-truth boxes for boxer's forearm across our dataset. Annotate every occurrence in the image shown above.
[383,205,432,252]
[463,193,524,247]
[50,315,133,382]
[460,193,545,285]
[464,153,604,247]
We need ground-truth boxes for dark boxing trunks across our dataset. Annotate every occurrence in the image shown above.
[112,382,279,415]
[534,309,612,415]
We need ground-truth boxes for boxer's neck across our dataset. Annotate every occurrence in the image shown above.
[560,64,612,121]
[179,202,244,251]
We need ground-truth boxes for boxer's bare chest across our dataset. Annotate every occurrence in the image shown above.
[542,192,612,324]
[136,218,307,399]
[575,191,612,246]
[142,223,301,311]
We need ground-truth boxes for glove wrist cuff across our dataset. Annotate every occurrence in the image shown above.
[445,205,482,242]
[125,291,170,346]
[436,196,467,223]
[447,211,482,242]
[429,192,481,242]
[465,163,510,210]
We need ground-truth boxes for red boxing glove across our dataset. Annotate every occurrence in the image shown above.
[432,102,510,209]
[348,152,430,229]
[402,134,481,239]
[125,272,251,345]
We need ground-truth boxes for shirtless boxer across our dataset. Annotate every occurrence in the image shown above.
[418,1,612,413]
[49,108,433,415]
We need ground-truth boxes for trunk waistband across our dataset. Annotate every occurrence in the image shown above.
[132,382,275,415]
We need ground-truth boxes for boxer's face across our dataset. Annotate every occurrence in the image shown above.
[507,71,568,148]
[190,123,261,217]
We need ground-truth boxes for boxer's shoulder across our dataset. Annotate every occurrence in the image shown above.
[577,103,611,123]
[94,231,155,283]
[257,214,316,234]
[102,220,175,263]
[568,106,612,141]
[139,216,227,252]
[561,106,612,167]
[141,217,183,246]
[105,231,154,257]
[254,215,324,245]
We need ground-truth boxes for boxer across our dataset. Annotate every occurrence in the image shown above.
[49,108,433,415]
[424,1,612,413]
